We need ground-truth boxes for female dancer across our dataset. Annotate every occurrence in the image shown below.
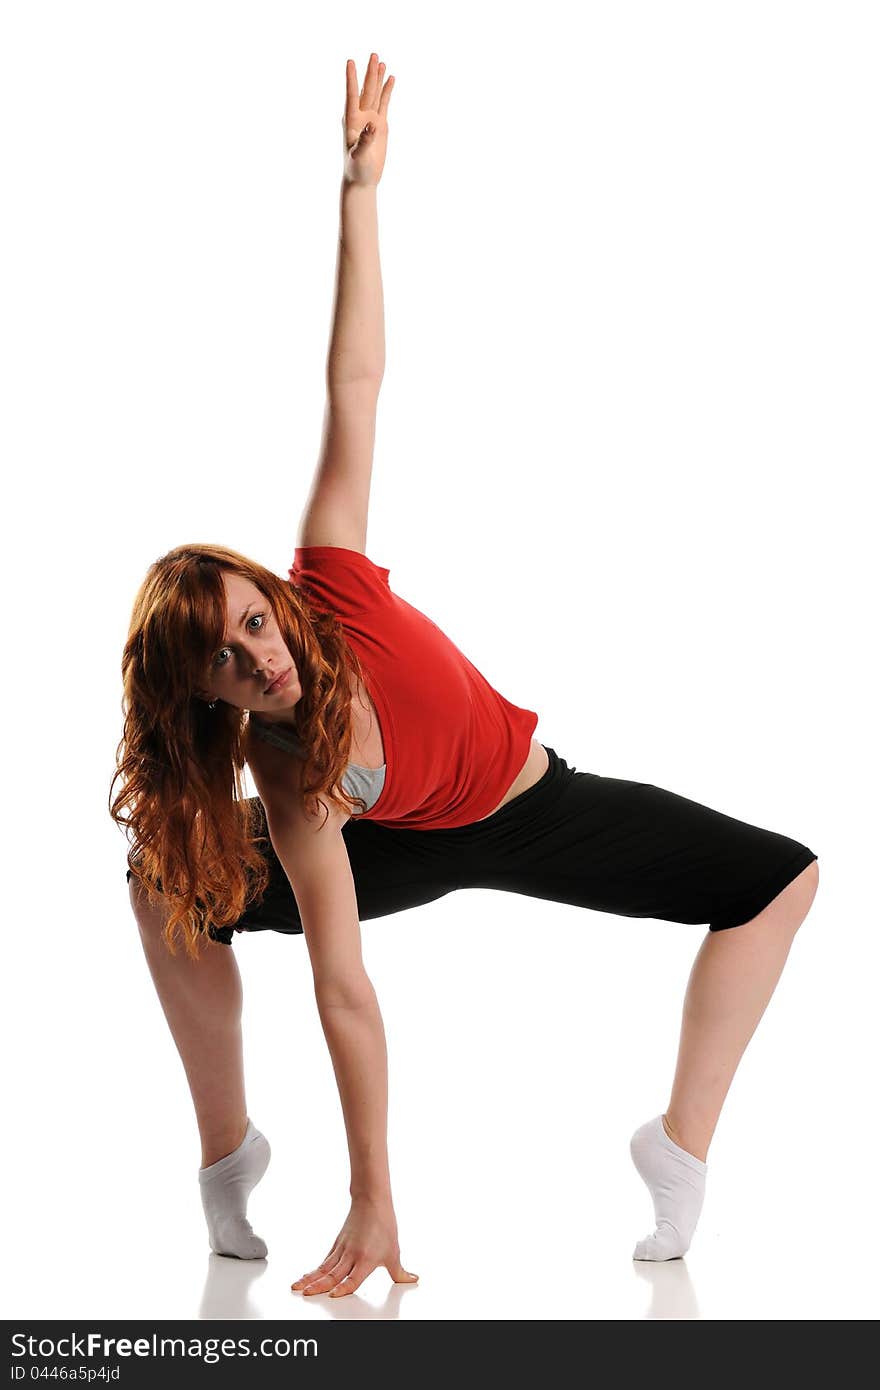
[111,53,819,1298]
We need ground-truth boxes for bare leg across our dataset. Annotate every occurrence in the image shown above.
[630,860,820,1260]
[664,859,820,1161]
[129,876,248,1168]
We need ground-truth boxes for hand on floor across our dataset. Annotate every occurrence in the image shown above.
[291,1196,418,1298]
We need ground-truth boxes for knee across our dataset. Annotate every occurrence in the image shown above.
[789,858,819,927]
[801,857,819,896]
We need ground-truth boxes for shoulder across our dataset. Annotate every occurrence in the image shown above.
[289,545,393,617]
[243,723,350,833]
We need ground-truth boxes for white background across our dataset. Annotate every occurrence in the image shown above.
[2,0,877,1322]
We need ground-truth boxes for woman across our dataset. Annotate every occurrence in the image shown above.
[111,53,819,1298]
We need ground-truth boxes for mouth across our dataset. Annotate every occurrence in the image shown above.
[265,668,292,695]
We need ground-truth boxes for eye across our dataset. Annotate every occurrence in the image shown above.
[213,613,266,666]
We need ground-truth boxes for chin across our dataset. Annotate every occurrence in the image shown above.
[262,680,302,713]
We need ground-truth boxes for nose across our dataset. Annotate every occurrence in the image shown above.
[249,656,276,686]
[239,645,265,676]
[228,646,266,682]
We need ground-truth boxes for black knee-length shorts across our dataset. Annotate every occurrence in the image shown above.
[126,745,818,945]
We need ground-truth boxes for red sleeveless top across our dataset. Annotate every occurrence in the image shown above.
[288,546,539,830]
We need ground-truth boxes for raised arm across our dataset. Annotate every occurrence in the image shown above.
[259,781,418,1298]
[296,53,396,555]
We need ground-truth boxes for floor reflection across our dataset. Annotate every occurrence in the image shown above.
[633,1259,701,1320]
[290,1282,419,1320]
[197,1253,421,1321]
[198,1254,270,1320]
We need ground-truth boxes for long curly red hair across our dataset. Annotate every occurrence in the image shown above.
[109,542,369,959]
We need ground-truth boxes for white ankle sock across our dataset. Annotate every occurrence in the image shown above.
[630,1114,707,1261]
[198,1118,271,1259]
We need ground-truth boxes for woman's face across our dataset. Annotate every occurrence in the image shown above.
[197,571,302,716]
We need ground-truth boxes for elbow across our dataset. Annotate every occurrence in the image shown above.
[314,972,376,1014]
[326,370,384,399]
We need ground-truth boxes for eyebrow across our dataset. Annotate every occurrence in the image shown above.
[220,603,258,646]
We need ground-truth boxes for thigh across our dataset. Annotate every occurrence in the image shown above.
[459,747,818,932]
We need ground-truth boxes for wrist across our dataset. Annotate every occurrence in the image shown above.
[349,1180,394,1207]
[342,174,378,193]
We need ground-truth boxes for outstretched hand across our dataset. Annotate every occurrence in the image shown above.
[342,52,395,187]
[291,1196,418,1299]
